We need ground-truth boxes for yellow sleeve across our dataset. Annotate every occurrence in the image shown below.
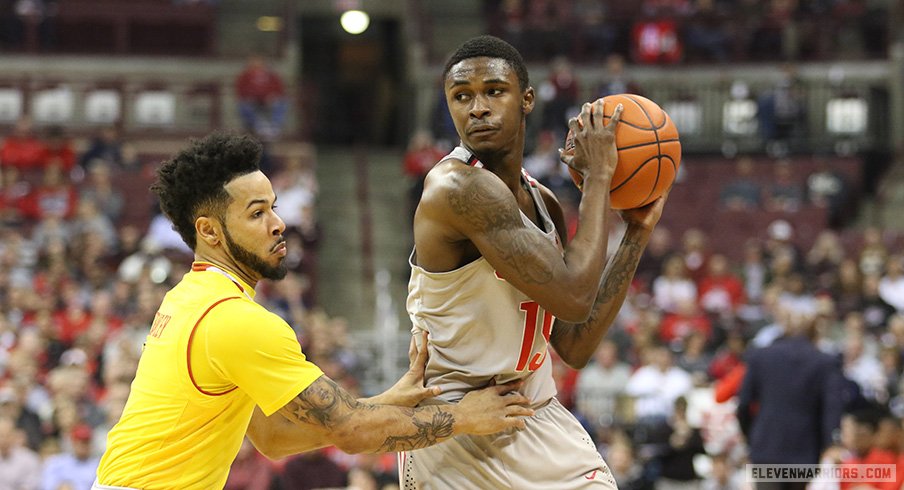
[203,301,323,416]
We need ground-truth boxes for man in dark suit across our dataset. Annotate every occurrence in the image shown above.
[737,309,844,490]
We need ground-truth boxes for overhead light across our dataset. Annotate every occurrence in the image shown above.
[340,10,369,35]
[257,16,283,32]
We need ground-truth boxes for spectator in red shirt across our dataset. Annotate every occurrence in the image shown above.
[698,254,746,320]
[839,406,899,490]
[0,116,46,173]
[40,125,76,171]
[19,162,78,221]
[235,54,289,141]
[660,298,713,344]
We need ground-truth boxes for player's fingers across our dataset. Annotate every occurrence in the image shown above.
[606,103,624,129]
[558,149,576,168]
[407,335,417,363]
[566,116,580,136]
[591,98,604,127]
[578,102,593,130]
[426,386,442,397]
[506,406,535,417]
[492,380,524,394]
[503,393,531,406]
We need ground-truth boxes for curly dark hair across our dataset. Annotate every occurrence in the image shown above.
[150,132,262,250]
[442,35,529,91]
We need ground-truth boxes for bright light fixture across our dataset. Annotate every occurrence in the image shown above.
[340,10,369,35]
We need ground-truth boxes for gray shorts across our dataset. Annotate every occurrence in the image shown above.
[92,481,139,490]
[399,397,618,490]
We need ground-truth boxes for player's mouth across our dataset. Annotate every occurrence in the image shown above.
[468,124,497,135]
[272,242,287,256]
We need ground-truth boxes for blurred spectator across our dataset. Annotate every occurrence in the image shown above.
[757,65,806,156]
[235,54,288,141]
[0,384,43,452]
[763,160,805,212]
[39,125,75,172]
[858,227,888,277]
[653,255,698,314]
[631,15,683,64]
[225,438,274,490]
[538,56,580,134]
[40,423,99,490]
[0,116,46,172]
[625,344,693,423]
[79,160,124,223]
[683,0,731,62]
[20,162,77,221]
[660,299,713,346]
[0,166,29,226]
[737,311,844,467]
[648,396,705,490]
[596,54,643,98]
[843,334,887,403]
[0,415,41,490]
[636,227,674,292]
[79,127,121,169]
[523,129,576,204]
[574,339,631,430]
[832,258,864,317]
[879,255,904,313]
[739,239,768,306]
[862,274,897,334]
[677,330,712,386]
[402,130,445,219]
[608,441,654,490]
[806,231,846,292]
[838,406,898,490]
[681,228,710,284]
[719,157,761,211]
[697,254,745,321]
[271,144,318,234]
[807,159,849,228]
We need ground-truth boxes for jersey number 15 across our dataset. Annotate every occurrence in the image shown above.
[517,301,552,372]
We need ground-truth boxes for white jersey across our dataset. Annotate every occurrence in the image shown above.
[407,146,563,407]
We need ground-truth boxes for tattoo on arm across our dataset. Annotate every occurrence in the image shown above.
[447,171,553,284]
[283,377,362,428]
[552,233,646,345]
[378,410,455,452]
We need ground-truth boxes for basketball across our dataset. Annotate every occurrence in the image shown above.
[562,94,681,209]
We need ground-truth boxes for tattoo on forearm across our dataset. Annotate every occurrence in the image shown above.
[447,172,553,284]
[285,377,361,427]
[598,235,644,304]
[378,410,455,452]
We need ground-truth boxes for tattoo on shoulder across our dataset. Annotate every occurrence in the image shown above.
[446,171,554,284]
[283,377,362,428]
[378,410,455,452]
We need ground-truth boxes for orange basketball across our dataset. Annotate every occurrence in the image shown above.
[562,94,681,209]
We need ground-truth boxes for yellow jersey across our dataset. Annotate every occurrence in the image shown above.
[96,262,323,489]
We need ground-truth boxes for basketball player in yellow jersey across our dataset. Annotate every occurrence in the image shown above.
[402,36,669,488]
[94,132,533,490]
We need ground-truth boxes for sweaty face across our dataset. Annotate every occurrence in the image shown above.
[444,57,533,155]
[222,171,288,281]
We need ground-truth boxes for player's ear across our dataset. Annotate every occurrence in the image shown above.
[522,87,535,115]
[196,216,220,247]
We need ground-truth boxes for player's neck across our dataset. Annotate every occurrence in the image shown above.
[193,252,259,289]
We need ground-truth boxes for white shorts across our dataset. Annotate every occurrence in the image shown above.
[399,397,618,490]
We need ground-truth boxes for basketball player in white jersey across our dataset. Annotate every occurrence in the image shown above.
[402,36,669,489]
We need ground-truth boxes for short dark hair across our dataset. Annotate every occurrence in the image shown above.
[150,132,262,250]
[443,35,529,91]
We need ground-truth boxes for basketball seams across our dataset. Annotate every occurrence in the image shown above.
[611,156,659,192]
[623,95,664,207]
[617,137,680,151]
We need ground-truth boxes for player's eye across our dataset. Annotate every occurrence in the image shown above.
[454,92,470,102]
[488,88,503,96]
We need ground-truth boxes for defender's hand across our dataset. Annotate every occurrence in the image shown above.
[374,332,440,407]
[455,381,534,435]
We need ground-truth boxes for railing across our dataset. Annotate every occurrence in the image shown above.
[0,76,224,136]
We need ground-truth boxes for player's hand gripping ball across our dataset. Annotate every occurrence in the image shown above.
[561,94,681,209]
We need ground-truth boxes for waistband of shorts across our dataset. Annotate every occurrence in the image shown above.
[93,480,140,490]
[418,395,554,411]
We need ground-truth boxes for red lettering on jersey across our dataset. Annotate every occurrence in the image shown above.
[494,270,506,281]
[584,470,598,480]
[149,312,172,338]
